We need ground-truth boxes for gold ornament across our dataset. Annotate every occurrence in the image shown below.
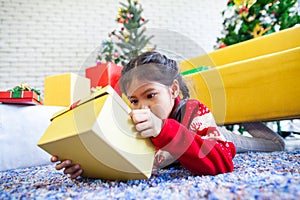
[246,0,256,8]
[234,0,243,6]
[252,24,271,38]
[234,0,256,8]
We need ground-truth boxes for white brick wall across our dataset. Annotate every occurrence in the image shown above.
[0,0,227,93]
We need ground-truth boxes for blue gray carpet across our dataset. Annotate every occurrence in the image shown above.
[1,150,300,199]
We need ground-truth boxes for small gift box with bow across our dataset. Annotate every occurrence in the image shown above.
[0,83,43,105]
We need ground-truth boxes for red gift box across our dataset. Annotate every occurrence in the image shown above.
[0,91,43,105]
[85,62,122,95]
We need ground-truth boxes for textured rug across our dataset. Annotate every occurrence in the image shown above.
[1,150,300,200]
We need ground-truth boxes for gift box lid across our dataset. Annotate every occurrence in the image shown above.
[50,86,129,121]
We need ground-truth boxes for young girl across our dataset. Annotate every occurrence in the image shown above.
[51,51,285,179]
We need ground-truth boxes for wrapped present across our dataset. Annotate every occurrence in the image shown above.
[85,62,122,94]
[44,73,90,106]
[0,83,43,105]
[37,85,155,180]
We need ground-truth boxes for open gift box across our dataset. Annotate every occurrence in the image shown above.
[37,86,155,180]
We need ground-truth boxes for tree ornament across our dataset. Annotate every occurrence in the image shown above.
[126,12,132,19]
[246,0,257,8]
[227,0,235,6]
[239,6,249,17]
[113,52,119,58]
[252,23,271,37]
[219,43,227,48]
[118,18,124,24]
[234,0,243,6]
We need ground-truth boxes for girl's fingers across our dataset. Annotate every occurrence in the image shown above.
[135,120,150,132]
[50,156,58,163]
[131,109,150,123]
[70,169,83,179]
[53,159,83,179]
[139,129,154,138]
[63,164,81,175]
[131,109,162,137]
[55,160,71,170]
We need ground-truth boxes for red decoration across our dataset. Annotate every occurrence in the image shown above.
[118,18,124,24]
[238,7,249,15]
[85,62,123,95]
[219,43,227,48]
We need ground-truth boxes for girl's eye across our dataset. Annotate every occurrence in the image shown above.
[130,99,138,105]
[147,93,156,99]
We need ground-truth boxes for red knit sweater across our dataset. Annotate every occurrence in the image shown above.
[151,97,236,176]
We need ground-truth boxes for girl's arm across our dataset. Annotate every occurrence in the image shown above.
[151,119,235,176]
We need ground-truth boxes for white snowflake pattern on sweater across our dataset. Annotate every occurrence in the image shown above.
[190,110,226,141]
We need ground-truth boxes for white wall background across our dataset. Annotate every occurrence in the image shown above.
[0,0,227,93]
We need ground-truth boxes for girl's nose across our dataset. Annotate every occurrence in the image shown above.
[139,102,150,110]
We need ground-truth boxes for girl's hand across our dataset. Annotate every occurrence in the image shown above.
[130,109,163,138]
[51,156,83,179]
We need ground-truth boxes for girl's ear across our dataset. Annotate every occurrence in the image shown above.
[170,80,180,98]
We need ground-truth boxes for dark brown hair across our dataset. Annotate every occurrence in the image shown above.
[120,51,190,99]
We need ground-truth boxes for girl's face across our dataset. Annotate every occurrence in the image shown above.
[125,78,179,119]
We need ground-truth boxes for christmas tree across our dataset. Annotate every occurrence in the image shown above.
[97,40,122,64]
[215,0,300,49]
[97,0,155,65]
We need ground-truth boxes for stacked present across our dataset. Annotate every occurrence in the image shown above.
[44,73,90,107]
[180,26,300,125]
[85,62,122,95]
[43,63,123,107]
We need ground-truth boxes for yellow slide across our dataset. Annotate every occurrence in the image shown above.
[180,26,300,70]
[181,27,300,125]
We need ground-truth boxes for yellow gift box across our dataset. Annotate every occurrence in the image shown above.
[44,73,91,106]
[37,86,155,180]
[180,26,300,70]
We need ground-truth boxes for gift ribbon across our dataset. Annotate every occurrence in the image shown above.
[8,84,41,102]
[10,91,23,98]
